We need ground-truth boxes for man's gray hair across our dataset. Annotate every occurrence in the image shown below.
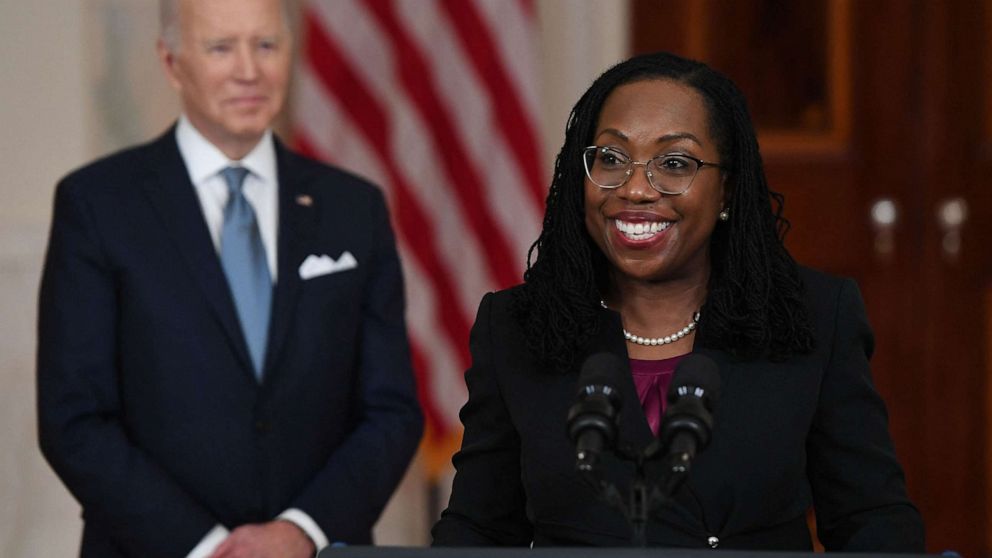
[159,0,292,53]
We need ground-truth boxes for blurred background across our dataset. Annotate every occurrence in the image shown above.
[1,1,989,556]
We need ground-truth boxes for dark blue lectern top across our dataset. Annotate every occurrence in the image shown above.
[319,547,933,558]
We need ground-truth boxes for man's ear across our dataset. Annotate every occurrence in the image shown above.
[157,39,182,91]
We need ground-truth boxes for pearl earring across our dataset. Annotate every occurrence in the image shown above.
[719,209,730,221]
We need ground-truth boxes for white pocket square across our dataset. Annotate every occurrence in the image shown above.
[298,251,358,280]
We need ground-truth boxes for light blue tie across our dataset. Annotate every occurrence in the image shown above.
[219,167,271,379]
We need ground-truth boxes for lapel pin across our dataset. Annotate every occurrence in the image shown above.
[295,194,314,207]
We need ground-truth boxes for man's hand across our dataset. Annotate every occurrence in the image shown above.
[209,520,316,558]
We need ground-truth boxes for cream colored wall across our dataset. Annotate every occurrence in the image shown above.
[1,2,88,555]
[0,1,628,554]
[537,0,630,172]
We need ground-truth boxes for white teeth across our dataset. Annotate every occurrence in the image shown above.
[613,219,672,240]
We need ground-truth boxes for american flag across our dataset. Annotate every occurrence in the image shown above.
[292,0,545,477]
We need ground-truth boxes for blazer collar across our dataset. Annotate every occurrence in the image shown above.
[141,129,324,385]
[260,138,320,384]
[587,306,732,452]
[586,305,732,534]
[586,307,654,450]
[142,127,256,378]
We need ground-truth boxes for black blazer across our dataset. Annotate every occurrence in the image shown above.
[37,129,423,557]
[432,268,923,551]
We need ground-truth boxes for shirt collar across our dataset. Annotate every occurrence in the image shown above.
[175,114,277,186]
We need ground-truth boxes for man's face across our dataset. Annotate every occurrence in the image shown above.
[160,0,291,158]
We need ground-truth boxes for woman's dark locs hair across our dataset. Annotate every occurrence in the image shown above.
[513,51,814,373]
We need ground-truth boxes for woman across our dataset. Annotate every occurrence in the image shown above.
[432,52,924,550]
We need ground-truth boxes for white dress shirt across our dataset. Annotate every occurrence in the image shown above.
[175,116,329,556]
[176,115,279,282]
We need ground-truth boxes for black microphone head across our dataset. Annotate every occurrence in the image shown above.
[667,353,721,409]
[658,354,720,456]
[567,352,625,461]
[577,352,625,396]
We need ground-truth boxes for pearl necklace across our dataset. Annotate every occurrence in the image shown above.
[600,301,700,346]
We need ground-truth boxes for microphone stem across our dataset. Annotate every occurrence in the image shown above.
[630,478,648,547]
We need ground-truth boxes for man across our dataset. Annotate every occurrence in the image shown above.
[37,0,423,556]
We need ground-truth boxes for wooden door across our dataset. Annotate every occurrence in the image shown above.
[632,1,992,554]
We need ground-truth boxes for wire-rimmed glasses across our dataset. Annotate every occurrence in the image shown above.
[582,145,724,195]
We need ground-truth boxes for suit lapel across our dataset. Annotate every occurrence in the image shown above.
[261,141,319,382]
[586,308,732,451]
[587,308,733,536]
[588,308,656,450]
[141,129,255,376]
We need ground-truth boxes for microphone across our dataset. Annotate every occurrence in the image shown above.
[658,354,720,473]
[567,352,624,472]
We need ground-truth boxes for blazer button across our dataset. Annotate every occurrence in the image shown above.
[707,536,719,548]
[254,420,269,433]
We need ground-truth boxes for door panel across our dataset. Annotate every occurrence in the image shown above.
[633,1,991,554]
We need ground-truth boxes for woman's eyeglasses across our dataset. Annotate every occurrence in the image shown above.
[582,145,724,195]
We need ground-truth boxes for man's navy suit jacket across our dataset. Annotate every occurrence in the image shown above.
[37,128,424,557]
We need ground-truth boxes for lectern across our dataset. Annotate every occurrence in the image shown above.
[320,547,933,558]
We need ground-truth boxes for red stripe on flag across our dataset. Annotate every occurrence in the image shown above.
[363,0,521,288]
[292,130,321,160]
[302,11,472,371]
[440,0,546,210]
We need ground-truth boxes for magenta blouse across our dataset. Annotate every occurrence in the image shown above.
[629,354,687,436]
